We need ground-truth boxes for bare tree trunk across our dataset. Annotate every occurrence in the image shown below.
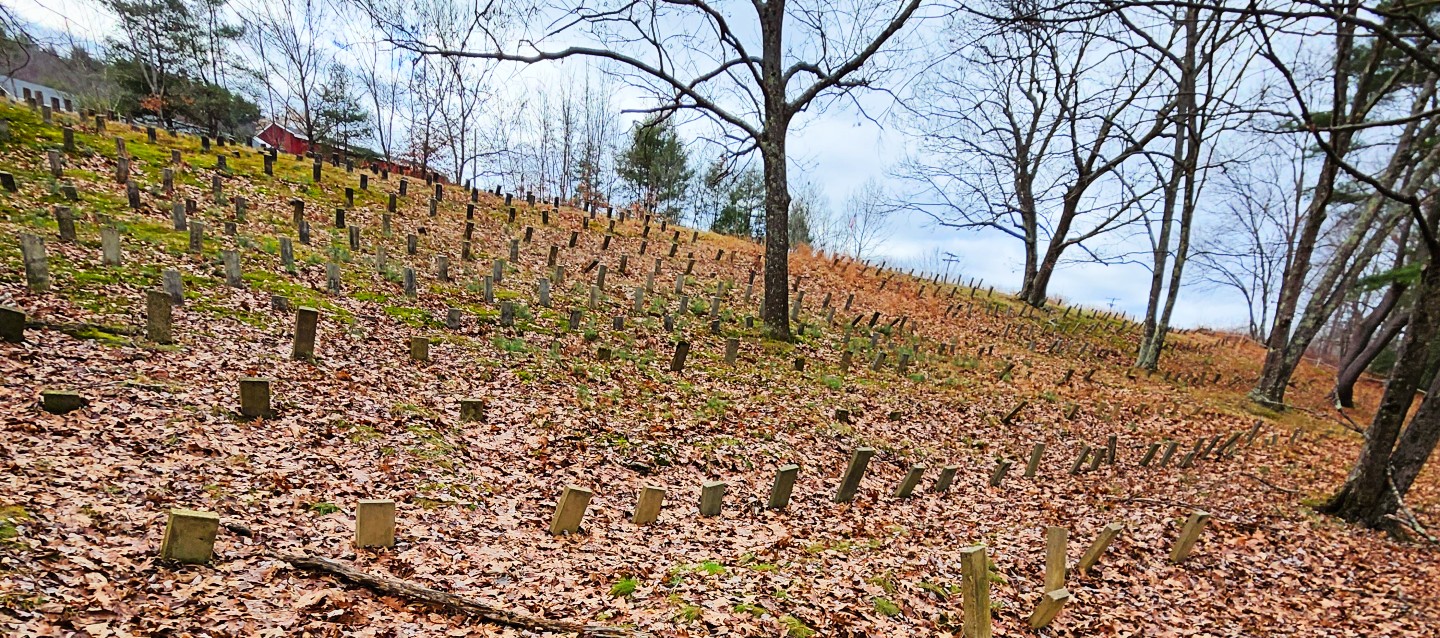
[1252,158,1340,405]
[1323,259,1440,528]
[760,132,792,340]
[1335,305,1409,408]
[1023,196,1078,307]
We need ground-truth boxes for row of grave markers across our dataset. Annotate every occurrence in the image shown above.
[156,450,1222,635]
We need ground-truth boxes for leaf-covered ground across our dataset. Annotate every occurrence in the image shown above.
[1,102,1436,636]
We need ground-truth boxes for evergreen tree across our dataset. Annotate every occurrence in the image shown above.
[103,0,255,134]
[712,169,764,239]
[618,116,693,221]
[789,195,814,246]
[314,63,371,148]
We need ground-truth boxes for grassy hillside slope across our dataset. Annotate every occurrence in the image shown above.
[0,100,1436,636]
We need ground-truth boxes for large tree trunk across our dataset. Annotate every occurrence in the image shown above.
[1251,158,1339,406]
[1249,184,1412,406]
[760,132,792,341]
[1323,260,1440,527]
[1023,195,1079,307]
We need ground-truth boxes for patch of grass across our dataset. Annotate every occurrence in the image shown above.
[917,581,957,599]
[675,604,702,623]
[867,572,898,594]
[733,602,767,617]
[494,334,529,353]
[0,505,30,546]
[405,422,456,460]
[821,375,843,391]
[873,597,901,617]
[702,396,728,418]
[779,615,815,638]
[698,560,725,575]
[384,304,438,328]
[307,502,340,515]
[609,577,639,597]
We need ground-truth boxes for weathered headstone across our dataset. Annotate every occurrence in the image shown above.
[239,378,273,418]
[1044,526,1067,593]
[989,459,1012,487]
[293,307,319,360]
[549,486,592,535]
[53,206,76,243]
[187,221,204,254]
[1169,511,1211,563]
[633,486,666,525]
[768,464,800,510]
[1028,588,1071,630]
[959,545,992,638]
[19,234,49,293]
[222,250,242,286]
[145,290,173,343]
[699,481,726,517]
[47,149,63,178]
[355,499,396,548]
[893,464,926,498]
[0,306,24,343]
[834,447,876,503]
[1139,442,1161,467]
[934,464,959,493]
[1077,521,1124,573]
[459,398,486,422]
[170,201,187,231]
[1068,445,1091,475]
[669,340,690,372]
[40,390,88,414]
[277,237,295,273]
[1024,442,1046,478]
[1158,440,1179,467]
[160,509,219,564]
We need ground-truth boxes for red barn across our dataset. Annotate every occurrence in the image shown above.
[254,121,447,184]
[255,123,310,155]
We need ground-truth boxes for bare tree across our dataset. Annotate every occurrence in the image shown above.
[241,0,331,144]
[896,6,1175,308]
[1130,4,1259,369]
[1191,143,1303,340]
[353,45,406,164]
[837,178,894,261]
[353,0,932,340]
[1331,222,1415,408]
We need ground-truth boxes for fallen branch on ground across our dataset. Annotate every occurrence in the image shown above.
[270,551,649,637]
[1242,472,1301,495]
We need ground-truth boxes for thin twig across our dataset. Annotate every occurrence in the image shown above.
[1242,472,1301,495]
[1387,473,1439,545]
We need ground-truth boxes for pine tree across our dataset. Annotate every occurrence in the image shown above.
[617,116,693,221]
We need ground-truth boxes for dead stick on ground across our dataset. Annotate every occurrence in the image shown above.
[271,551,649,637]
[1386,473,1439,545]
[1242,472,1300,495]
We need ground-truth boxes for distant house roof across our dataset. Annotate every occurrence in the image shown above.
[0,75,76,105]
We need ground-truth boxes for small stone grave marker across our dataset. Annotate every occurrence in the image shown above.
[160,509,219,564]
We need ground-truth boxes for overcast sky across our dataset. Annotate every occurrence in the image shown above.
[9,0,1258,330]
